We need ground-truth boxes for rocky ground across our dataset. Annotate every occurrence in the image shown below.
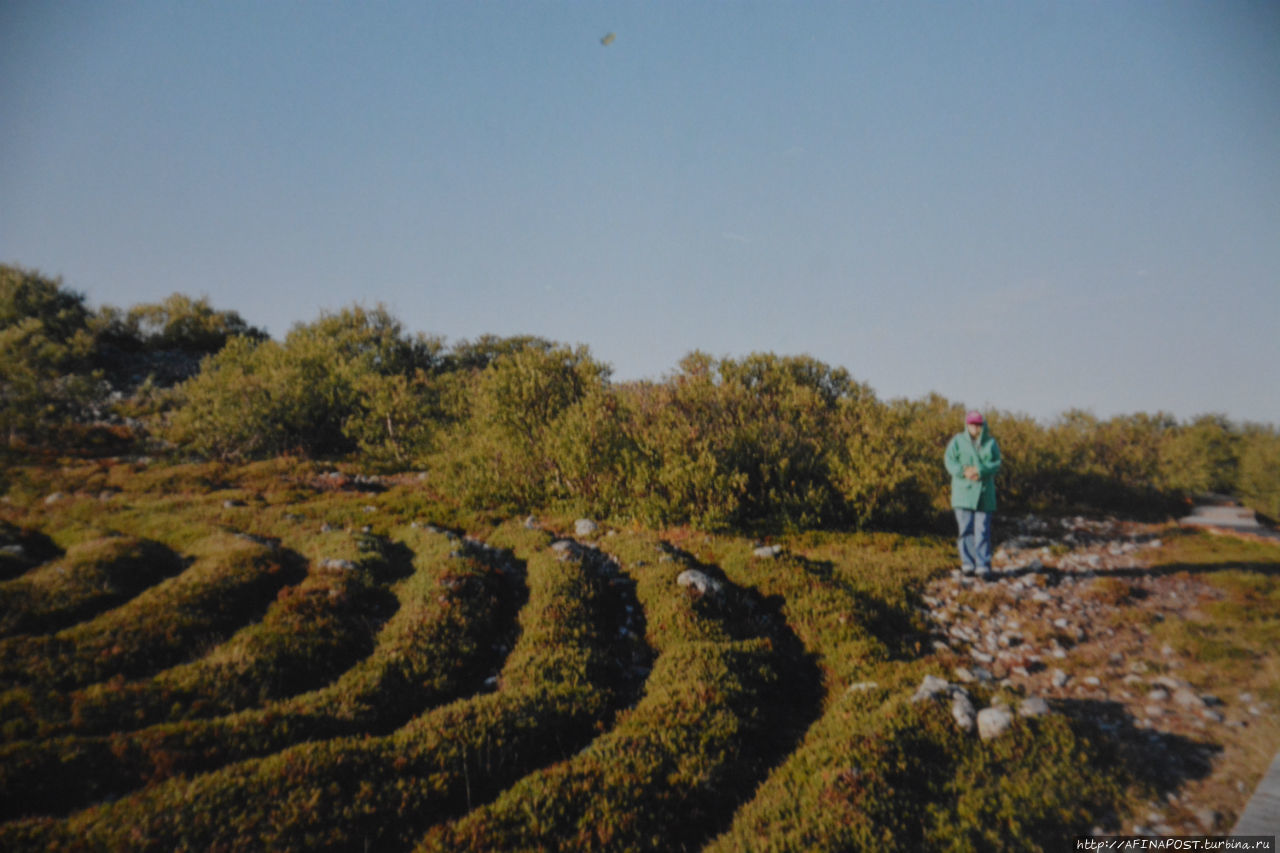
[920,514,1279,836]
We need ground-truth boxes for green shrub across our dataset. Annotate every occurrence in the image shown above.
[1158,414,1240,495]
[113,293,266,354]
[0,265,101,446]
[830,394,930,528]
[617,352,870,530]
[1237,425,1280,520]
[429,343,613,511]
[163,305,443,459]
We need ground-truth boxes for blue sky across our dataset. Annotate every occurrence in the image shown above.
[3,1,1278,424]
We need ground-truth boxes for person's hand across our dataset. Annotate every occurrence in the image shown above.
[964,466,980,481]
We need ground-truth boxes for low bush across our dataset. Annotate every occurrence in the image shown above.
[163,305,443,460]
[0,266,100,446]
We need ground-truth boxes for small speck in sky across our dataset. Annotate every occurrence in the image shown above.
[600,32,616,46]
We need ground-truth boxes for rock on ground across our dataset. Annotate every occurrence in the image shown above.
[677,569,723,597]
[977,706,1015,740]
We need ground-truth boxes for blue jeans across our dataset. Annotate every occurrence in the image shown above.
[954,509,992,571]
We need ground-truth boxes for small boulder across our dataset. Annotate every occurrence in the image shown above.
[1172,688,1206,710]
[753,544,784,559]
[951,693,977,732]
[1018,696,1051,717]
[677,569,723,597]
[911,674,952,703]
[574,518,599,536]
[977,706,1014,740]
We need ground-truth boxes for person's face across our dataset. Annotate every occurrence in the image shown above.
[966,422,982,438]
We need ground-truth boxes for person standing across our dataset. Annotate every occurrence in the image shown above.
[944,410,1002,578]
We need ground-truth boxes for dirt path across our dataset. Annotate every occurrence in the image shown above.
[921,512,1280,835]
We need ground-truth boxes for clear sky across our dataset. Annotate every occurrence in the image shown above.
[3,1,1278,425]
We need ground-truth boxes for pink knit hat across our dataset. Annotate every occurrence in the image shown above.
[965,410,984,425]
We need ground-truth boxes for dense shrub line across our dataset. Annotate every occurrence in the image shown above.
[167,329,1280,530]
[0,535,183,638]
[0,522,634,849]
[418,531,811,852]
[7,264,1278,533]
[0,523,519,821]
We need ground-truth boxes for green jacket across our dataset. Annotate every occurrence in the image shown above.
[944,424,1002,511]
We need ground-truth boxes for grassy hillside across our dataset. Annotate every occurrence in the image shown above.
[0,457,1276,850]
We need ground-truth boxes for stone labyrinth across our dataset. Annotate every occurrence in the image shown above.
[0,468,1276,849]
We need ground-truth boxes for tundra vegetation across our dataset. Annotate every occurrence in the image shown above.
[1,262,1278,849]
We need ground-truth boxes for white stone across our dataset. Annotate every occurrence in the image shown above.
[951,693,976,731]
[1172,689,1206,709]
[1018,696,1051,717]
[574,518,599,536]
[911,674,952,703]
[676,569,722,597]
[977,706,1015,740]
